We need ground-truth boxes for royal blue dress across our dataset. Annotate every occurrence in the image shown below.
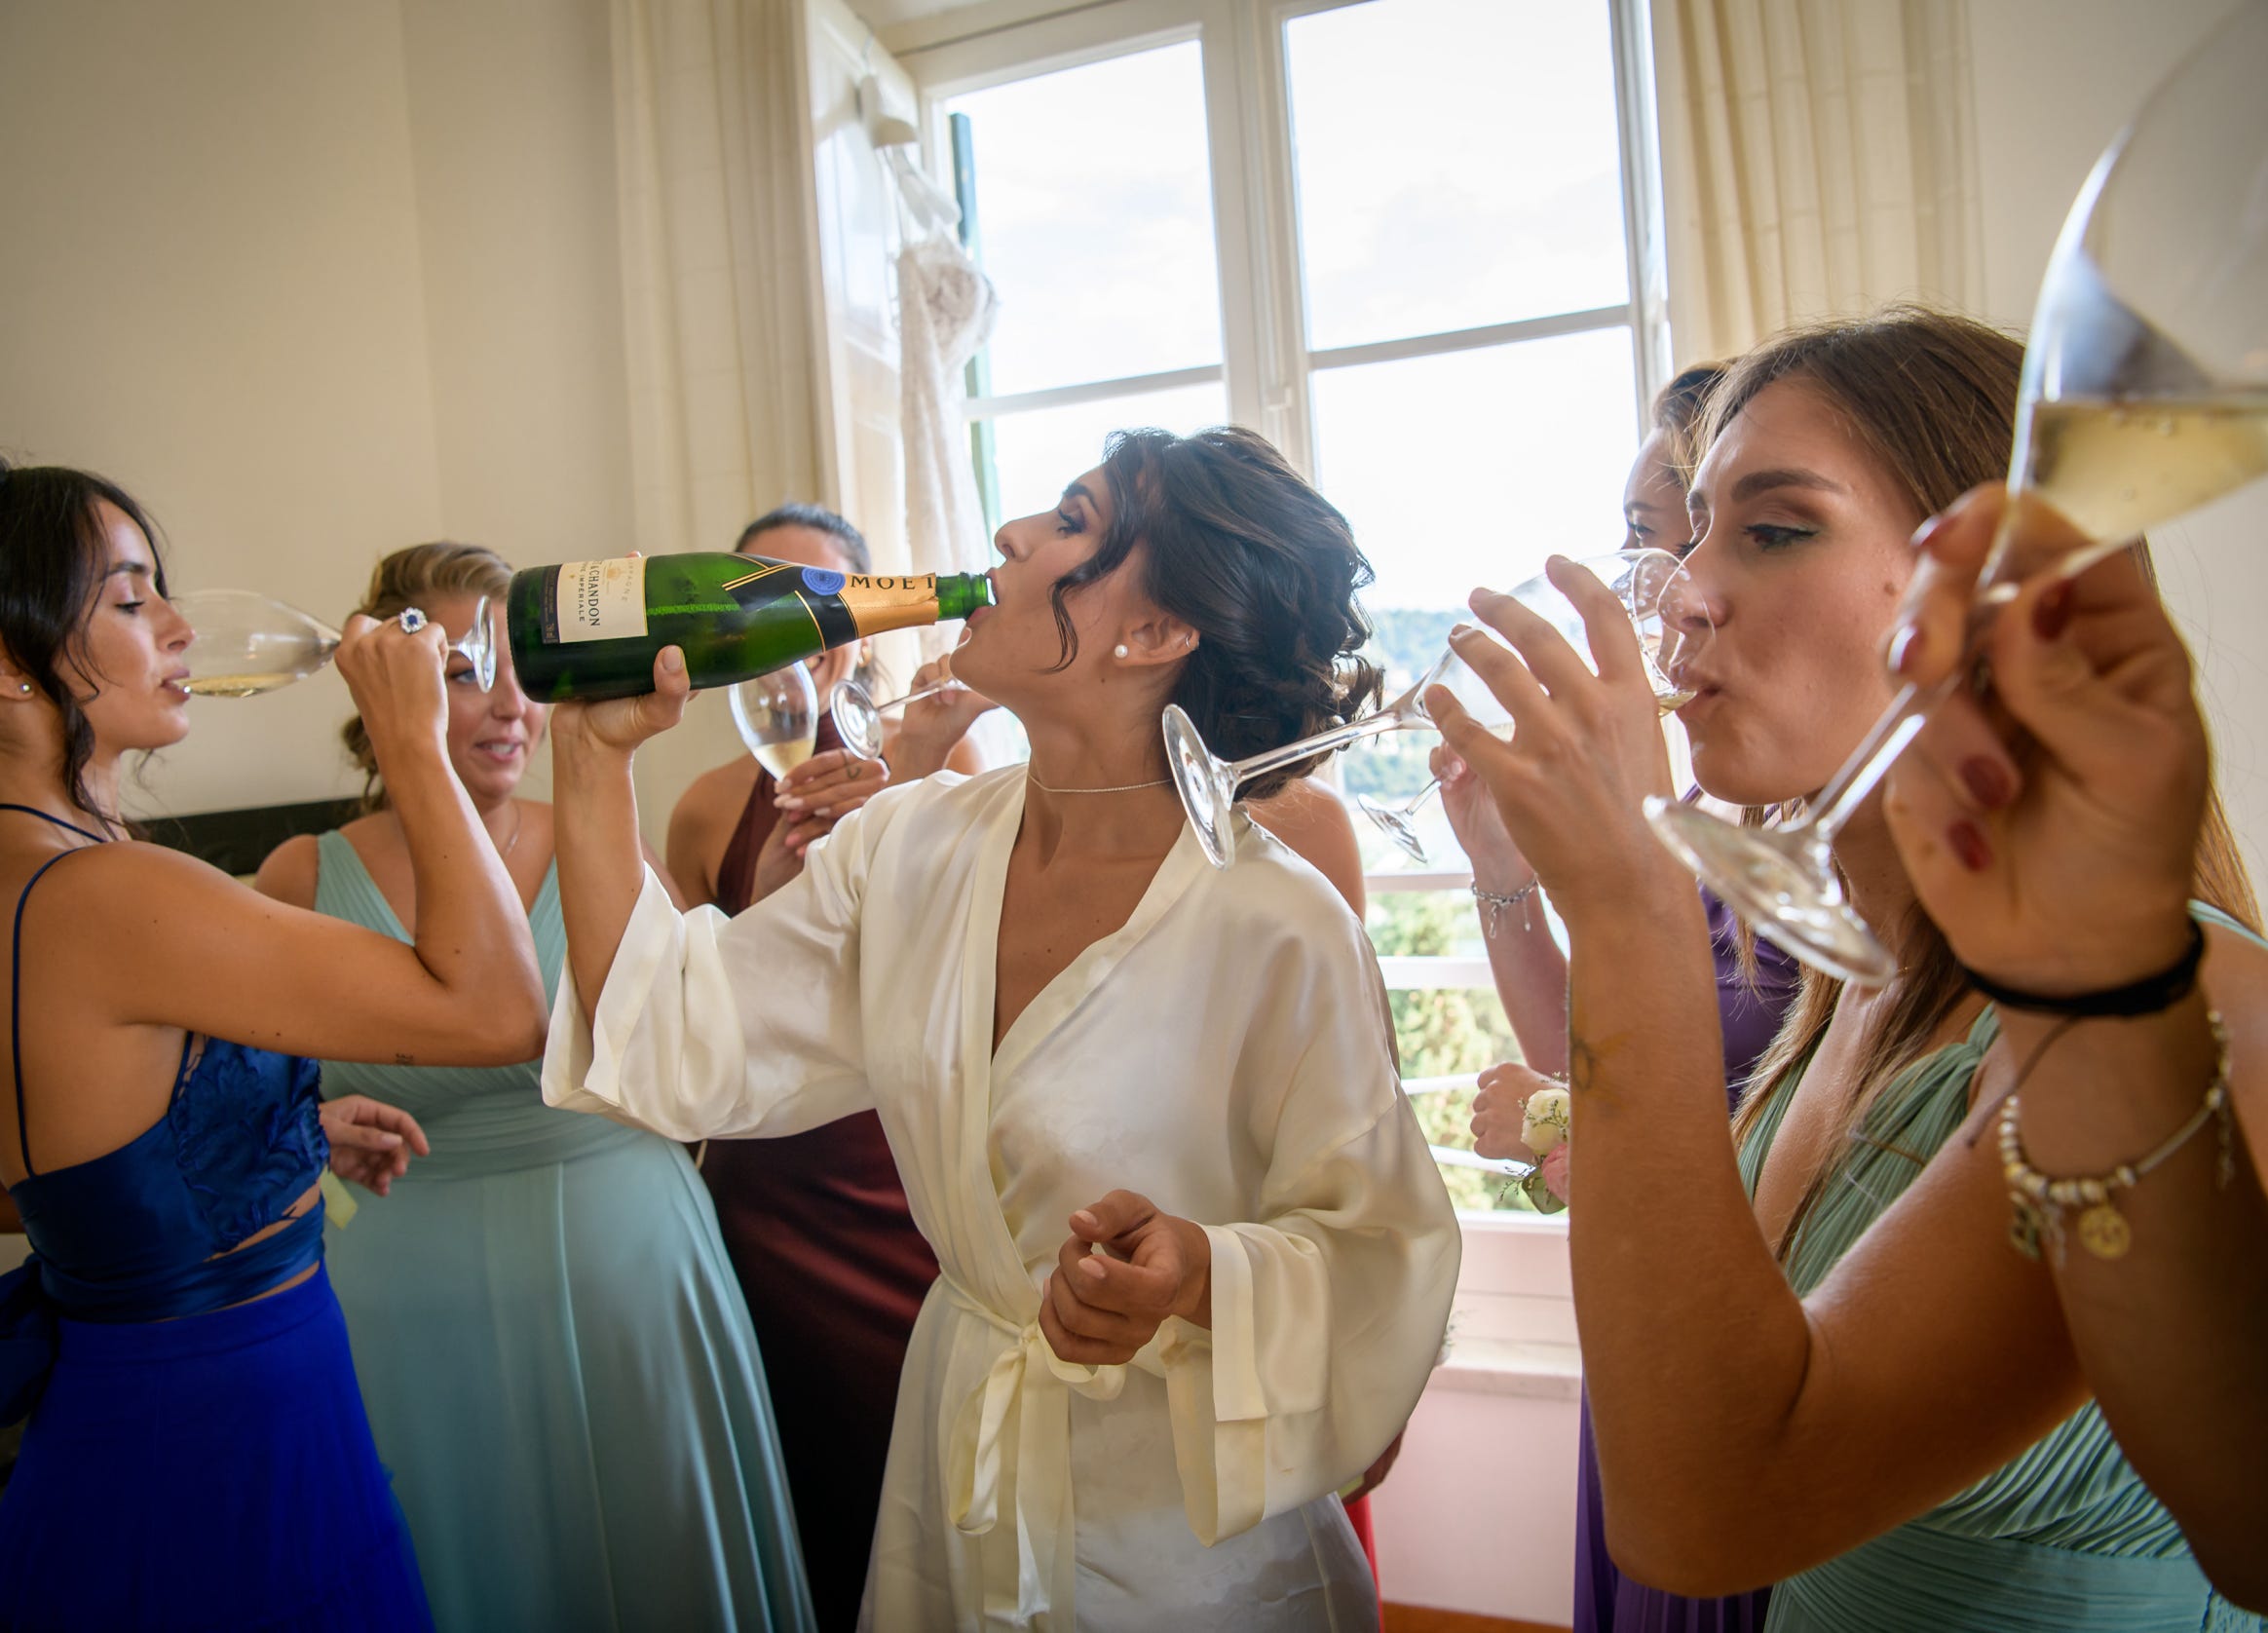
[0,809,430,1632]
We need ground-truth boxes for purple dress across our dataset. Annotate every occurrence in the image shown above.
[1570,888,1799,1633]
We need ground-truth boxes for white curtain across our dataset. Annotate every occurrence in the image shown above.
[897,233,999,656]
[1650,0,1984,365]
[612,0,826,556]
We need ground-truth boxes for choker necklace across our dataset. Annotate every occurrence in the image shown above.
[1025,771,1171,795]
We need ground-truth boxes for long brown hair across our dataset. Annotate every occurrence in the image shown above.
[340,542,513,812]
[1705,307,2260,1260]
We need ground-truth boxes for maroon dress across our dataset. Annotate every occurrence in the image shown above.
[702,717,942,1633]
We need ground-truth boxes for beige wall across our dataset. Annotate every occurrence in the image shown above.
[0,0,633,821]
[1968,0,2268,888]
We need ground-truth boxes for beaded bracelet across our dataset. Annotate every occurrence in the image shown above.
[1998,1010,2234,1261]
[1471,878,1542,939]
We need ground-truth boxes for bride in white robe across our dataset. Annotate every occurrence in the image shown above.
[543,428,1461,1632]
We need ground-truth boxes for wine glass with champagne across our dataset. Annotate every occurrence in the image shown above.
[1644,3,2268,983]
[1358,551,1715,863]
[1164,550,1708,870]
[173,589,497,697]
[730,663,820,780]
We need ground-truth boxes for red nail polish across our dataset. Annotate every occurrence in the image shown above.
[1959,756,2013,810]
[2032,582,2072,640]
[1948,819,1992,872]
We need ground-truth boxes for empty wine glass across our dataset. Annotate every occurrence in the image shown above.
[1644,2,2268,984]
[730,662,820,780]
[1359,552,1715,862]
[1167,551,1702,870]
[173,589,497,697]
[829,674,965,761]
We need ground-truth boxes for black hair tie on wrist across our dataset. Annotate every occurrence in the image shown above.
[1960,919,2206,1017]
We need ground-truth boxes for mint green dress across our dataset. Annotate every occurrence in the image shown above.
[1737,957,2260,1633]
[312,832,813,1633]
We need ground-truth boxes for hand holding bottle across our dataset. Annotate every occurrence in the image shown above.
[551,646,693,766]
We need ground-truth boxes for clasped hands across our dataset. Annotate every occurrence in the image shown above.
[1038,1190,1212,1368]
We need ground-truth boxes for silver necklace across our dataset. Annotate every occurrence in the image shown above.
[1024,770,1171,795]
[498,801,524,856]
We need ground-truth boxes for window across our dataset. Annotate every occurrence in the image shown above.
[913,0,1661,1213]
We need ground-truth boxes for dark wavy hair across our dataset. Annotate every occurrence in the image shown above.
[0,460,170,824]
[1046,426,1382,801]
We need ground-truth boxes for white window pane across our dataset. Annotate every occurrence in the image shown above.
[1312,327,1638,853]
[1285,0,1630,352]
[951,43,1224,397]
[977,381,1230,526]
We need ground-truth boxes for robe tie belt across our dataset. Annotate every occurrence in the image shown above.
[940,1274,1130,1623]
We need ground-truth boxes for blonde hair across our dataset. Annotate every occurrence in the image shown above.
[1704,307,2260,1261]
[340,541,513,811]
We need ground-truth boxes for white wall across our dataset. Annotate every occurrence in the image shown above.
[1968,0,2268,887]
[0,0,633,818]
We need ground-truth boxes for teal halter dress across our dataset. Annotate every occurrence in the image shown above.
[310,831,813,1633]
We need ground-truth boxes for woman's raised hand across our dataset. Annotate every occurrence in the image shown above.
[890,655,998,780]
[1039,1191,1211,1367]
[1470,1059,1559,1162]
[549,646,692,763]
[334,612,450,756]
[1884,486,2207,994]
[1432,743,1533,892]
[1429,556,1681,921]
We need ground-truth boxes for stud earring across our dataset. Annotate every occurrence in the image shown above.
[1114,644,1129,659]
[16,683,27,695]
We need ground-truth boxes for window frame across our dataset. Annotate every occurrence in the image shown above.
[901,0,1668,1229]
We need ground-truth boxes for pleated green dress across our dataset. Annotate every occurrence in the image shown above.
[312,832,814,1633]
[1737,968,2260,1633]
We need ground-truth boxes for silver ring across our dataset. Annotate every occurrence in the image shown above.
[397,607,428,634]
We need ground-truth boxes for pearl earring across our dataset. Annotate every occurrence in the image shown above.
[1114,644,1129,659]
[15,683,27,695]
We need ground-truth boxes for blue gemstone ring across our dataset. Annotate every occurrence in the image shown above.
[397,607,428,634]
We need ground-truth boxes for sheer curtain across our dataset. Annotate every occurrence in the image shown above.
[611,0,826,557]
[1650,0,1984,364]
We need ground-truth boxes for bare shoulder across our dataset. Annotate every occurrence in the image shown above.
[252,832,321,907]
[671,757,757,840]
[1248,778,1366,916]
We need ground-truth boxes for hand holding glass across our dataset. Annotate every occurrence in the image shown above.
[829,674,968,762]
[1358,551,1715,862]
[174,590,497,697]
[1165,550,1708,869]
[1645,3,2268,983]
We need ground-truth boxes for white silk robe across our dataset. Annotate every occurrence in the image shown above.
[543,767,1460,1631]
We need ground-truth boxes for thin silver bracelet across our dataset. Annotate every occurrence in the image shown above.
[1471,878,1542,939]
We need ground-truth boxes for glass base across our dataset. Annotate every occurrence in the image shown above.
[830,682,885,761]
[1357,795,1430,863]
[1644,796,1896,985]
[1162,704,1238,870]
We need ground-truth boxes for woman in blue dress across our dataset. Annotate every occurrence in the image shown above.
[256,542,813,1633]
[0,463,549,1630]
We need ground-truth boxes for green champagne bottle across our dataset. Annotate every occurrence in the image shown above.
[506,553,994,703]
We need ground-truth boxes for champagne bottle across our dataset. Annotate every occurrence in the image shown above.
[506,553,994,703]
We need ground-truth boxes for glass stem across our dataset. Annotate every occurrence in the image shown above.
[879,679,952,714]
[1226,710,1407,794]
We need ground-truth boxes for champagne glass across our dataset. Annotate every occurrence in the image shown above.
[730,662,820,780]
[1166,551,1701,870]
[1645,5,2268,984]
[174,589,497,697]
[1359,553,1715,862]
[829,674,965,761]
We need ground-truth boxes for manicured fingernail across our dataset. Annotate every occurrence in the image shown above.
[775,797,803,812]
[2032,582,2072,640]
[1909,512,1949,554]
[661,645,685,674]
[1449,623,1479,641]
[1077,1256,1107,1279]
[1071,1209,1098,1233]
[1887,623,1925,676]
[1959,757,2013,809]
[1948,819,1992,872]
